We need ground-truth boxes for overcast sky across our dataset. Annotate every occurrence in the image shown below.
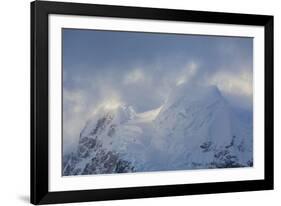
[62,28,253,153]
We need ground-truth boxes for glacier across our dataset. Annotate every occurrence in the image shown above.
[63,83,253,176]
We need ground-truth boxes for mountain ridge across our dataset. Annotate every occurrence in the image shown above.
[63,84,253,176]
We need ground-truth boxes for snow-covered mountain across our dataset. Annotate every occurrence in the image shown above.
[63,83,253,176]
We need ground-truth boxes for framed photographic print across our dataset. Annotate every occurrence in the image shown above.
[31,0,274,204]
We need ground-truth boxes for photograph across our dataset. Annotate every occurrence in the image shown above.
[62,29,254,176]
[30,1,273,204]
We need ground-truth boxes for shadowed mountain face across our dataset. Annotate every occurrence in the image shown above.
[63,84,253,176]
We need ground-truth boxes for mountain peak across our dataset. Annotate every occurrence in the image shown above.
[174,83,221,98]
[94,103,135,117]
[162,84,223,112]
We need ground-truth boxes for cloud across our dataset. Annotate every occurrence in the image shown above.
[95,93,123,112]
[209,70,252,97]
[176,61,199,85]
[123,69,146,85]
[207,69,253,109]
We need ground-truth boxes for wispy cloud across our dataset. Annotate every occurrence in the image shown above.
[123,68,146,85]
[209,70,252,97]
[176,61,199,85]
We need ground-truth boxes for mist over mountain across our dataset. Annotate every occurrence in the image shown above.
[63,83,253,176]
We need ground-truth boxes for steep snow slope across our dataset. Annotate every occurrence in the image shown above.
[63,83,253,176]
[152,84,252,170]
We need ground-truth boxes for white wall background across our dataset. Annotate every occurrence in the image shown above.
[0,0,279,205]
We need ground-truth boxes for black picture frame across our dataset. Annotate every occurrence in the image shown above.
[31,0,274,204]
